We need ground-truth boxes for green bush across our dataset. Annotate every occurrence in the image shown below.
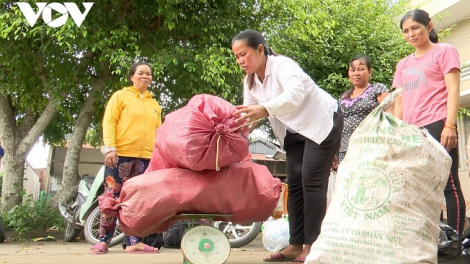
[0,194,65,239]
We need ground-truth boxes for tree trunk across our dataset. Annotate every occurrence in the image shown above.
[50,65,110,207]
[0,95,60,212]
[1,152,27,209]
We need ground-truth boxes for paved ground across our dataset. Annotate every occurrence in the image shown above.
[0,234,278,264]
[4,233,470,263]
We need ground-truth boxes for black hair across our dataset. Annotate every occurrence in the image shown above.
[232,29,276,89]
[129,61,153,82]
[341,55,372,99]
[400,9,438,44]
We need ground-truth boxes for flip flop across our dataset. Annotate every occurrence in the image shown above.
[89,243,108,254]
[263,252,295,262]
[127,244,160,254]
[292,256,306,264]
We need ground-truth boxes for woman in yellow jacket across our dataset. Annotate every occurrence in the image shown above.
[90,62,162,254]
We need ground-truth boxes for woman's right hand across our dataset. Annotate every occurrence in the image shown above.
[105,151,118,169]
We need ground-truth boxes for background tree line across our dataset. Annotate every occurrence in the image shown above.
[0,0,413,213]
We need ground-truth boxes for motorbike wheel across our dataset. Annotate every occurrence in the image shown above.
[63,222,81,242]
[0,219,5,243]
[213,221,262,248]
[84,205,125,247]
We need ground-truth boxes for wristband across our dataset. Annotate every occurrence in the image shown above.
[444,124,456,129]
[100,146,117,155]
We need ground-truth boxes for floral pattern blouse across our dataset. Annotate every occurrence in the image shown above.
[338,83,389,163]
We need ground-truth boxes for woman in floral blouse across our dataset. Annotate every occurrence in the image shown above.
[338,55,389,164]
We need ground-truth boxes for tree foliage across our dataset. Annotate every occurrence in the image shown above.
[261,0,414,98]
[0,0,261,211]
[43,0,263,146]
[248,0,413,139]
[0,0,417,211]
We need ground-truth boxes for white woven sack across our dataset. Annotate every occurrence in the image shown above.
[306,91,452,264]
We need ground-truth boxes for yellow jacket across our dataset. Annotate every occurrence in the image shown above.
[102,86,161,159]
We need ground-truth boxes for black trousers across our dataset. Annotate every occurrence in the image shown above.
[284,110,343,245]
[424,119,465,236]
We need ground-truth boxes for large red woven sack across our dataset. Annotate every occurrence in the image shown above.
[146,94,250,172]
[99,161,281,237]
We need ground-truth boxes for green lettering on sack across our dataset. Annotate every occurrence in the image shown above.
[365,205,390,220]
[341,200,359,219]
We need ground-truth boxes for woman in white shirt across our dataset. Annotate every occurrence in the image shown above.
[232,29,343,263]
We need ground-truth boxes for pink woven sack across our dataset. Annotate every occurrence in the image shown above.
[99,161,281,237]
[146,94,250,172]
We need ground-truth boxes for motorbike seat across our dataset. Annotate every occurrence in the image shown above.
[82,175,95,190]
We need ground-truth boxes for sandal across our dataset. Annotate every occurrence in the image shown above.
[292,256,306,264]
[263,252,295,262]
[89,243,108,254]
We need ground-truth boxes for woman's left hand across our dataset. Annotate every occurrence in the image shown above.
[233,105,269,123]
[331,155,338,172]
[441,126,458,152]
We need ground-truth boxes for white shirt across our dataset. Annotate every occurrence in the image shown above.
[244,55,337,148]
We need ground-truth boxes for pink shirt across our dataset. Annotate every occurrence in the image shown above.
[392,43,461,127]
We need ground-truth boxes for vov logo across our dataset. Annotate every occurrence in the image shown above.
[16,2,94,28]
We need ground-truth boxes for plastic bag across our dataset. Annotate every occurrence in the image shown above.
[262,217,290,252]
[438,222,463,260]
[162,221,203,249]
[326,171,336,207]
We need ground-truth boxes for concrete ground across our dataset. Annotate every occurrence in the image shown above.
[4,232,470,264]
[0,234,278,264]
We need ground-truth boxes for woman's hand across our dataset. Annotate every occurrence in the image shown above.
[441,69,459,152]
[105,151,118,169]
[233,105,269,123]
[441,126,458,152]
[331,155,338,172]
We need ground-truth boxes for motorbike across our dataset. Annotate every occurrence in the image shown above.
[213,221,262,248]
[58,165,125,247]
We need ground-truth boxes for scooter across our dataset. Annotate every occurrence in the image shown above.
[212,221,262,248]
[58,165,125,247]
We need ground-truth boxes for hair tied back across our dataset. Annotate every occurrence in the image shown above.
[264,45,272,55]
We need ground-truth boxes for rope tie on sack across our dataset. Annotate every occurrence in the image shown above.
[215,118,262,171]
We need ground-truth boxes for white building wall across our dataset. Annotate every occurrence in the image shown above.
[46,146,103,194]
[409,0,462,16]
[23,163,41,201]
